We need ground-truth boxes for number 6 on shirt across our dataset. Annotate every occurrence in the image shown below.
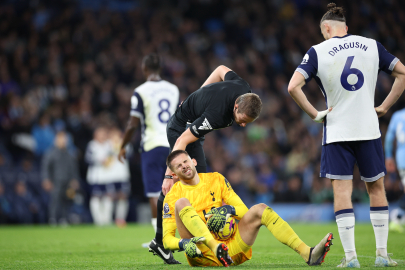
[340,56,364,91]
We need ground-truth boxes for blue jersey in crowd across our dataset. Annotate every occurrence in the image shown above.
[385,108,405,169]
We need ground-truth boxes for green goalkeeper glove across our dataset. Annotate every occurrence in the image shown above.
[205,205,236,233]
[178,236,205,258]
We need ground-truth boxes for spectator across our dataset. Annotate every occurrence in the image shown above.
[41,131,79,225]
[32,112,55,156]
[108,127,130,227]
[0,182,11,223]
[85,126,114,226]
[11,180,42,224]
[0,0,404,223]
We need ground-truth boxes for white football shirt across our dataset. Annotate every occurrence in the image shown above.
[131,80,179,152]
[85,140,114,184]
[296,34,398,144]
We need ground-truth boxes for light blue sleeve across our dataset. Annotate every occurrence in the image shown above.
[385,113,397,158]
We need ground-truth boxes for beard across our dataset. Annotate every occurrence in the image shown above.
[178,166,196,180]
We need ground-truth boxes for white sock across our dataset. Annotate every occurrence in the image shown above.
[102,196,113,225]
[116,199,129,221]
[151,218,157,233]
[370,206,389,257]
[90,197,103,225]
[335,209,357,260]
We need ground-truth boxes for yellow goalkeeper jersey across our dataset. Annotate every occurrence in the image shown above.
[163,172,248,250]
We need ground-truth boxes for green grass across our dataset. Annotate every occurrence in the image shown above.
[0,223,404,269]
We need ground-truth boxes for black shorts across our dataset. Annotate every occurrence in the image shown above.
[166,117,207,173]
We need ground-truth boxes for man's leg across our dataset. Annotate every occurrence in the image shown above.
[142,147,170,245]
[175,198,220,252]
[356,138,396,266]
[332,179,358,262]
[149,197,158,230]
[48,185,60,224]
[115,189,129,227]
[175,198,233,266]
[390,170,405,232]
[238,203,332,265]
[365,177,389,257]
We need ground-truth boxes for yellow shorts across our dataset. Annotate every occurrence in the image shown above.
[186,224,252,267]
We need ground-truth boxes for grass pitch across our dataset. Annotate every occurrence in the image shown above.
[0,223,404,269]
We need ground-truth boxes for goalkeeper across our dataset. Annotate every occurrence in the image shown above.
[162,150,333,267]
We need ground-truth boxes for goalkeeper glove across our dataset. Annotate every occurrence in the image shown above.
[179,236,205,258]
[205,205,236,233]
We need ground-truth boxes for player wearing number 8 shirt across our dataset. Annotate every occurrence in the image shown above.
[118,54,179,260]
[288,3,405,268]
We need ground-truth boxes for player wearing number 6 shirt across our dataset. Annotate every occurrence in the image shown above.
[148,65,262,264]
[118,54,180,263]
[288,3,405,268]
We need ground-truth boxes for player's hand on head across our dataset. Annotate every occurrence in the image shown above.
[205,205,236,233]
[118,148,126,163]
[313,107,333,123]
[375,106,387,118]
[179,237,205,258]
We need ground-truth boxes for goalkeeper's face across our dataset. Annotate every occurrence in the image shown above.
[171,153,197,181]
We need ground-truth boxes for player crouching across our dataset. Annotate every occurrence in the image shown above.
[162,150,333,267]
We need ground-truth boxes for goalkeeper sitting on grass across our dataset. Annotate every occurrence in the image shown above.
[162,150,334,267]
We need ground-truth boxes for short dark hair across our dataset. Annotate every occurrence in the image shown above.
[235,93,262,120]
[142,53,160,72]
[320,3,345,24]
[166,150,189,171]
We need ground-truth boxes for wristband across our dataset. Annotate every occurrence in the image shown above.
[165,175,173,179]
[313,109,331,123]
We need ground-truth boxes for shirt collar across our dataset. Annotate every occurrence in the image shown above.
[332,34,351,39]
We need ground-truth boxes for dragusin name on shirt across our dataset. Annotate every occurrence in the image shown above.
[329,42,368,56]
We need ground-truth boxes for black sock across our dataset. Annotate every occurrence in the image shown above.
[155,191,165,245]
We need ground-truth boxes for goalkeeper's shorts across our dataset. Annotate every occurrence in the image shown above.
[185,223,252,267]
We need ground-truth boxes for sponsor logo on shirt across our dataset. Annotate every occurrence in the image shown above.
[224,178,232,191]
[163,203,171,218]
[198,118,212,130]
[301,54,309,65]
[192,125,199,135]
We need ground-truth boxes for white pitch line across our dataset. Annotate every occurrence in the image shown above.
[253,252,405,262]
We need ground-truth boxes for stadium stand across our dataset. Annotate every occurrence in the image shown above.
[0,0,404,224]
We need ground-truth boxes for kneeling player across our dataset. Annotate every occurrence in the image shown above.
[162,150,333,267]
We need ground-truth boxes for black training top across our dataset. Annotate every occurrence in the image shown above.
[172,71,251,138]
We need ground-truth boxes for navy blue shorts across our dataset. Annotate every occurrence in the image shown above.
[90,182,131,196]
[141,146,170,197]
[320,138,386,182]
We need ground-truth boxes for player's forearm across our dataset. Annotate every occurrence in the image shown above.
[163,223,181,250]
[120,117,138,150]
[120,127,136,150]
[172,129,199,152]
[226,193,248,219]
[288,86,318,119]
[380,76,405,113]
[201,65,232,88]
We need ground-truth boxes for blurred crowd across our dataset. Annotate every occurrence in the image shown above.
[1,0,405,224]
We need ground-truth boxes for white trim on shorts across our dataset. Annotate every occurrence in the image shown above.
[324,173,353,180]
[361,171,385,182]
[146,191,161,198]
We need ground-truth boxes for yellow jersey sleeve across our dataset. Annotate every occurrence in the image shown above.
[162,185,181,250]
[218,173,248,219]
